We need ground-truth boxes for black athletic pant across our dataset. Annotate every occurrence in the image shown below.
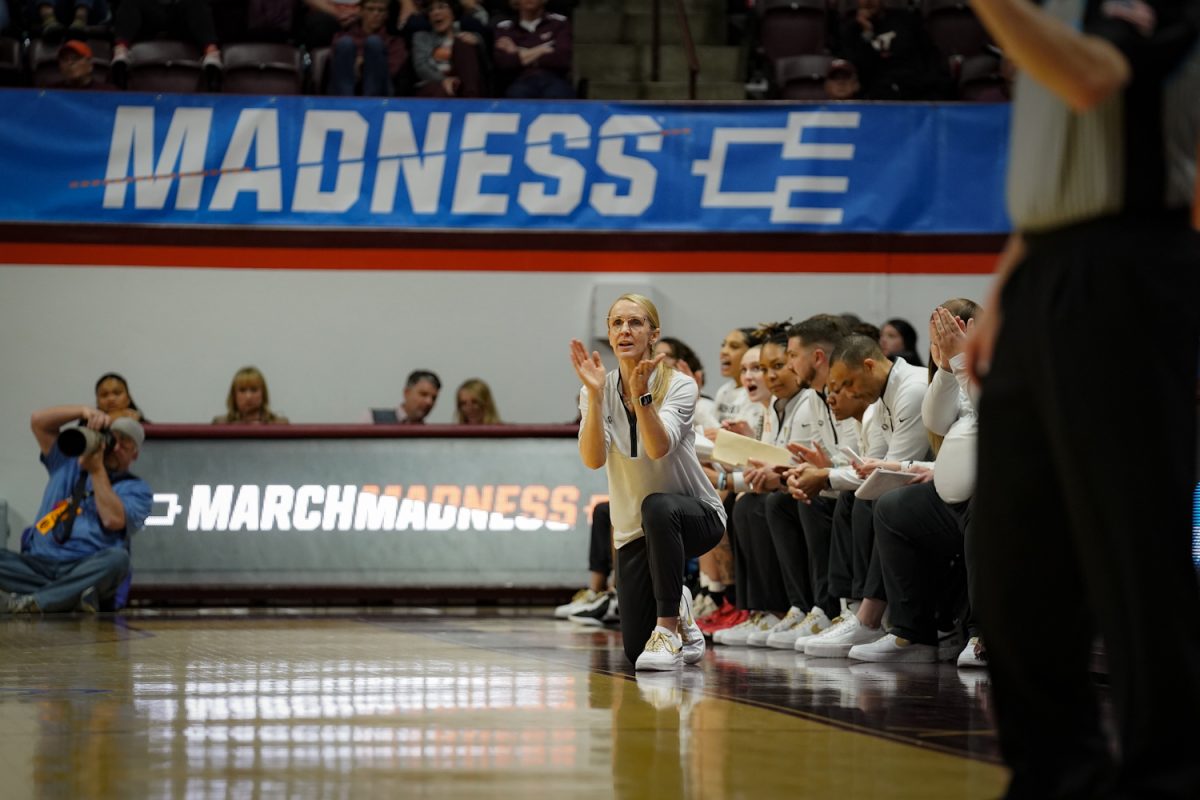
[795,493,840,619]
[615,493,724,665]
[874,481,968,646]
[974,216,1200,799]
[589,501,613,577]
[729,492,788,612]
[828,490,887,602]
[764,491,813,611]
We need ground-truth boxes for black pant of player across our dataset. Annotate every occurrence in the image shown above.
[763,491,813,611]
[615,493,724,665]
[796,492,845,620]
[729,492,789,612]
[589,501,613,578]
[874,481,969,646]
[828,491,887,603]
[974,215,1200,799]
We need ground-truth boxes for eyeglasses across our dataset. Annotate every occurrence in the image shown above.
[608,316,651,333]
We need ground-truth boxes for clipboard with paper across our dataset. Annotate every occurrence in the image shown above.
[711,429,795,469]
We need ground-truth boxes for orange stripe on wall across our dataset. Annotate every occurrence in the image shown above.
[2,244,998,274]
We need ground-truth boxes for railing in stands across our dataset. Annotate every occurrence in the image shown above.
[651,0,701,101]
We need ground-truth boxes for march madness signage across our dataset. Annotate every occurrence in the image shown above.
[131,435,608,588]
[0,90,1011,233]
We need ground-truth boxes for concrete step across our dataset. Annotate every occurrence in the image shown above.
[574,43,742,83]
[587,80,748,101]
[574,8,728,46]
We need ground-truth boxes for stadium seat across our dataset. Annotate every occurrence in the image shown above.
[0,36,23,86]
[758,0,828,63]
[837,0,917,16]
[28,38,109,86]
[307,46,331,95]
[220,42,304,95]
[126,40,205,93]
[923,0,992,65]
[775,54,834,100]
[957,53,1008,101]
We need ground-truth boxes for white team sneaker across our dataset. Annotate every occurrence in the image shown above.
[848,633,937,663]
[692,592,719,620]
[789,606,834,651]
[804,614,885,658]
[555,588,602,619]
[957,636,988,669]
[749,606,805,647]
[717,611,781,647]
[678,586,706,665]
[636,626,684,671]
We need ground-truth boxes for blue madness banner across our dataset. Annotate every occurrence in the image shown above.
[0,90,1011,233]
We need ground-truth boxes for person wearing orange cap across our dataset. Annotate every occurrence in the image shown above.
[52,40,116,90]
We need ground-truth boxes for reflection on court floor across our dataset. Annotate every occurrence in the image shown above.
[0,610,1009,799]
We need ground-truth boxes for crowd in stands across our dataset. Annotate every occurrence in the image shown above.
[557,306,989,671]
[0,0,1010,101]
[0,0,578,96]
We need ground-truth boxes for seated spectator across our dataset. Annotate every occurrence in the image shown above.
[493,0,572,99]
[824,58,860,100]
[94,373,147,423]
[330,0,408,96]
[413,0,485,97]
[0,406,151,614]
[879,317,923,367]
[454,377,501,424]
[30,0,108,40]
[370,369,441,423]
[51,40,117,89]
[836,0,947,101]
[213,366,289,424]
[111,0,223,74]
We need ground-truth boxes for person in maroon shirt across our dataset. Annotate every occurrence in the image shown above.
[330,0,409,96]
[493,0,573,98]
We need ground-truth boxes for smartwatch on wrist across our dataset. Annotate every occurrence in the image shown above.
[639,392,653,407]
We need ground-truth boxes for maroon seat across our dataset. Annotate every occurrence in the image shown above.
[923,0,992,62]
[0,36,23,86]
[775,54,834,100]
[759,0,828,63]
[220,42,303,95]
[308,46,331,95]
[127,40,204,93]
[958,52,1009,101]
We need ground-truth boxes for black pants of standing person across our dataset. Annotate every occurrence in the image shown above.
[763,491,813,612]
[795,493,841,619]
[874,481,969,646]
[589,501,613,579]
[114,0,219,47]
[974,216,1200,799]
[729,492,788,612]
[615,493,724,665]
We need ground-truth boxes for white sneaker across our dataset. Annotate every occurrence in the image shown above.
[789,607,834,651]
[555,588,601,619]
[717,611,780,646]
[692,592,718,620]
[804,614,885,658]
[678,586,705,665]
[636,626,683,671]
[772,606,830,652]
[567,592,617,627]
[957,636,988,669]
[848,633,937,663]
[749,606,805,647]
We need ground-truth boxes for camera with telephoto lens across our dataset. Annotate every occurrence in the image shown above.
[57,425,115,457]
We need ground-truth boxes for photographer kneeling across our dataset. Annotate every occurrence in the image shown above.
[0,406,152,613]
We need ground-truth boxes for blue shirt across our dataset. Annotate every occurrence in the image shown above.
[26,445,153,562]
